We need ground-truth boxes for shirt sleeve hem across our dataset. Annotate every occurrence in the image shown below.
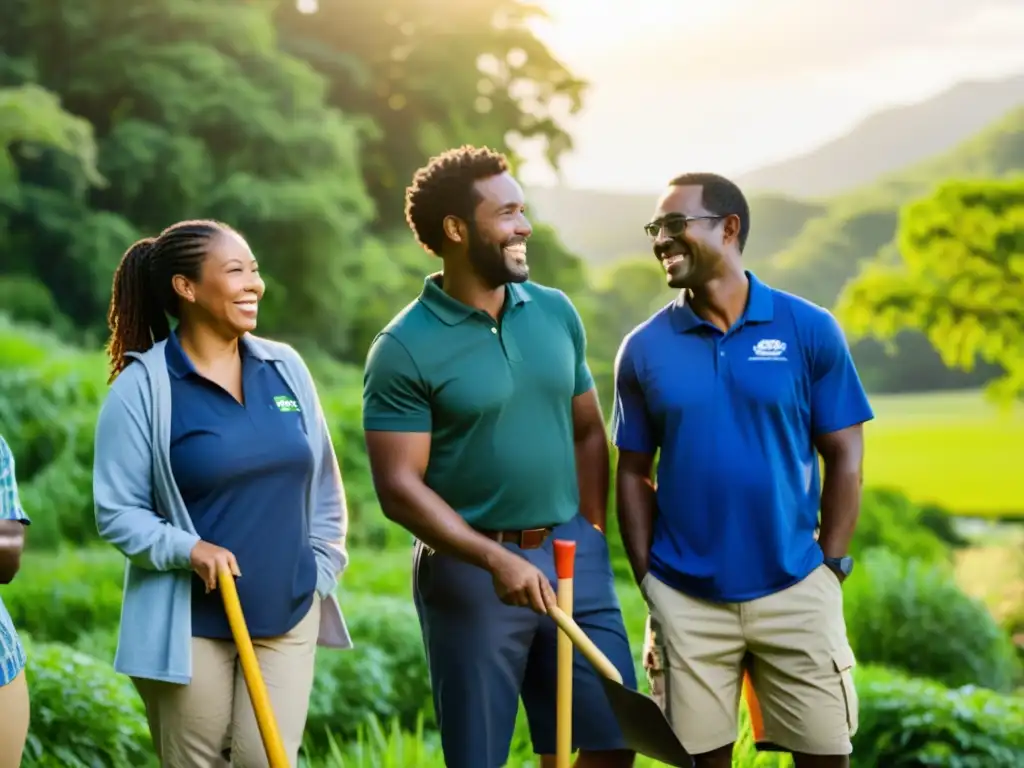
[363,416,433,433]
[812,411,875,437]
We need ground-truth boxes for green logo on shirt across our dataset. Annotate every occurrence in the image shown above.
[274,395,300,413]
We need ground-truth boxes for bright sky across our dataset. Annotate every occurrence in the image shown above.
[518,0,1024,193]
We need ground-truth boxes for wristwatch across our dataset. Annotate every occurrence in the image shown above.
[824,556,854,579]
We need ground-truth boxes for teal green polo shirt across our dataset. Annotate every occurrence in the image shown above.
[362,274,594,530]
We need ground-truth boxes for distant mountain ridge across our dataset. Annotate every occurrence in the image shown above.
[734,74,1024,198]
[526,73,1024,268]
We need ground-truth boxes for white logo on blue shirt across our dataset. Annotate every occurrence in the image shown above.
[749,339,788,362]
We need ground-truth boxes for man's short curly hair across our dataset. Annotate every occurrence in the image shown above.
[404,145,510,256]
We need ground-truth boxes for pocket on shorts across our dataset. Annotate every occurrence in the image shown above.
[832,644,859,737]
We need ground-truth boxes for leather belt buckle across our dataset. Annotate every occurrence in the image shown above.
[488,527,552,549]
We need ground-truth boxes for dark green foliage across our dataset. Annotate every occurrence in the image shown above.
[20,637,156,768]
[852,665,1024,768]
[844,549,1023,693]
[305,594,433,751]
[2,548,124,646]
[837,176,1024,402]
[850,488,954,565]
[0,317,107,548]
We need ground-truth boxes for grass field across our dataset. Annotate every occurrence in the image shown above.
[863,389,1024,519]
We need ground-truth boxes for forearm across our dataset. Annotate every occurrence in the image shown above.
[817,456,863,557]
[379,477,509,571]
[95,506,199,571]
[616,471,657,584]
[575,427,610,530]
[0,520,25,584]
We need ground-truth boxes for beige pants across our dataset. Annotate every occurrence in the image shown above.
[642,564,858,756]
[133,597,321,768]
[0,668,29,768]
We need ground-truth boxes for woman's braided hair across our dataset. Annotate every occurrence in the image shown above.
[105,219,232,383]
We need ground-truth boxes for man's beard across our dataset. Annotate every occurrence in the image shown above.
[467,227,528,288]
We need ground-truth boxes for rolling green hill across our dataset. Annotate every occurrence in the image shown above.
[763,105,1024,309]
[526,75,1024,269]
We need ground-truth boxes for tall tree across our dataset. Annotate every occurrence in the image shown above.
[275,0,592,337]
[0,84,100,199]
[274,0,587,229]
[836,178,1024,402]
[0,84,101,330]
[0,0,378,358]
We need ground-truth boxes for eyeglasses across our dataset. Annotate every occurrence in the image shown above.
[643,214,727,239]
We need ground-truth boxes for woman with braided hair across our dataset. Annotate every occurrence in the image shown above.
[93,219,352,767]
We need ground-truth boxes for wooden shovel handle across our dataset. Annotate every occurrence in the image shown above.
[548,604,624,684]
[219,566,290,767]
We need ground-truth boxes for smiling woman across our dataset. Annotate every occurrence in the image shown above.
[93,220,352,766]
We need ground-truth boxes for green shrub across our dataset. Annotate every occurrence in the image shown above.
[844,548,1023,692]
[850,488,952,565]
[852,664,1024,767]
[0,317,108,549]
[0,282,71,334]
[342,594,433,726]
[20,636,156,768]
[3,547,124,645]
[304,593,432,751]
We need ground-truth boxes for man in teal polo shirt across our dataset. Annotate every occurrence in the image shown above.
[362,145,637,768]
[614,172,873,768]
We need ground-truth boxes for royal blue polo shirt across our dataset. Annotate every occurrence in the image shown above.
[611,271,874,602]
[166,330,317,639]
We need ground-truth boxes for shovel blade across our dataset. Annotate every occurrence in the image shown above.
[598,676,693,767]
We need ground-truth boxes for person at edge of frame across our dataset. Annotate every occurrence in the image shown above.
[613,172,872,768]
[92,220,351,768]
[361,144,638,768]
[0,435,32,768]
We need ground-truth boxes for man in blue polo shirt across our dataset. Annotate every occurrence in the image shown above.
[613,172,873,768]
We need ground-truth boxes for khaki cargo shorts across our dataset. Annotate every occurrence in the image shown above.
[641,564,858,756]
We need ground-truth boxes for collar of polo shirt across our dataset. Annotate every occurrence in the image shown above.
[418,273,531,326]
[669,270,774,334]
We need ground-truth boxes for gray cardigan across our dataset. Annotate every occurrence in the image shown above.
[92,334,352,683]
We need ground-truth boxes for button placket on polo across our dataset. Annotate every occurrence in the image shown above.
[482,308,523,364]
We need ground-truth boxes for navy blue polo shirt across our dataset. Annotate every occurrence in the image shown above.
[166,330,317,639]
[611,272,874,602]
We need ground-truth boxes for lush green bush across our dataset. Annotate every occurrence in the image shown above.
[844,548,1023,692]
[0,315,108,549]
[305,593,432,751]
[0,280,72,335]
[3,548,124,645]
[852,664,1024,767]
[20,636,156,768]
[849,487,953,565]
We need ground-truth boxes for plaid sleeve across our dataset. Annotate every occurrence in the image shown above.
[0,436,29,524]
